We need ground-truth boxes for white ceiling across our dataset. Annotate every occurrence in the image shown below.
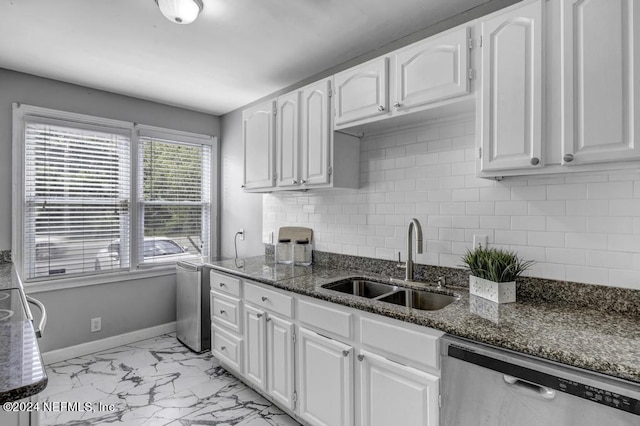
[0,0,488,116]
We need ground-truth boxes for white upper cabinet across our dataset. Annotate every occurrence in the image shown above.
[242,100,275,190]
[334,57,389,127]
[393,26,471,113]
[301,78,332,186]
[276,91,300,189]
[560,0,640,166]
[478,0,543,173]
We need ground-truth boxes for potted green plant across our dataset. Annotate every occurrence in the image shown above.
[461,246,534,304]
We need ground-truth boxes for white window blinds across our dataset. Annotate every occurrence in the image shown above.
[137,135,211,266]
[24,119,131,279]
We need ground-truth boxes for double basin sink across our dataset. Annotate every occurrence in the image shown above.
[321,278,459,311]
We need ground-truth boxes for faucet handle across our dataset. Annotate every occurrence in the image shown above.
[437,276,446,288]
[396,252,406,269]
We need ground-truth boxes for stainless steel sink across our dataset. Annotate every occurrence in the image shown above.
[377,289,459,311]
[321,278,459,311]
[321,279,399,298]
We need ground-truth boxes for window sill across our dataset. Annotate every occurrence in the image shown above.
[23,266,178,294]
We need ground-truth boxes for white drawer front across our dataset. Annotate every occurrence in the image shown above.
[298,298,352,340]
[212,325,243,373]
[360,316,442,370]
[244,281,293,318]
[211,291,242,333]
[210,271,241,297]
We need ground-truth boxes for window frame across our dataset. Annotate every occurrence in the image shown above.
[12,103,218,292]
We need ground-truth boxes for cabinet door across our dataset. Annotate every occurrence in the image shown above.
[394,26,470,112]
[560,0,640,165]
[266,314,295,410]
[276,91,300,188]
[334,57,389,126]
[359,350,440,426]
[244,304,266,390]
[479,0,543,172]
[298,328,354,426]
[242,100,275,190]
[301,78,332,186]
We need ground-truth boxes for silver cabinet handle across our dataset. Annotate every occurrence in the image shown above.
[266,317,272,322]
[292,179,298,185]
[26,295,46,338]
[221,346,226,351]
[377,105,385,111]
[342,350,350,357]
[393,102,401,109]
[219,282,226,287]
[530,157,540,166]
[241,184,246,188]
[357,354,365,362]
[219,310,226,315]
[300,179,306,184]
[563,153,574,162]
[261,296,268,302]
[257,313,263,318]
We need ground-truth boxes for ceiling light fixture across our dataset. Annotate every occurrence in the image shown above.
[155,0,204,24]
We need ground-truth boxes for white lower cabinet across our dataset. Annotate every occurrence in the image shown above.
[244,301,296,410]
[211,272,442,426]
[244,303,267,389]
[266,314,295,410]
[359,350,440,426]
[298,327,354,426]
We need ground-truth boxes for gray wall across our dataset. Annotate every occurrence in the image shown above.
[219,109,265,259]
[0,69,220,352]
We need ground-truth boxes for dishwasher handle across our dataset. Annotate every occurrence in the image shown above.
[26,295,47,338]
[504,374,557,400]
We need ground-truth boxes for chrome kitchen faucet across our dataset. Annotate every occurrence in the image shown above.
[405,218,423,282]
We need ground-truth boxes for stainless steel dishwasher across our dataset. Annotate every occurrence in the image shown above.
[440,335,640,426]
[176,260,210,352]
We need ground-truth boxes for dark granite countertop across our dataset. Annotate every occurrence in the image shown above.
[0,264,48,403]
[208,256,640,384]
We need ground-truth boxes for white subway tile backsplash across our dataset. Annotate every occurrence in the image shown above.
[547,184,586,200]
[545,248,585,265]
[587,181,633,199]
[263,118,640,289]
[566,233,608,250]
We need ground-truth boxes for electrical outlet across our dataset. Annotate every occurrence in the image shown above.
[239,228,245,240]
[91,317,102,333]
[473,235,488,250]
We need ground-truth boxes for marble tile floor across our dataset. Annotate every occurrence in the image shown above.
[40,333,301,426]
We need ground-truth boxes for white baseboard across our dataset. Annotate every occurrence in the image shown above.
[42,322,177,365]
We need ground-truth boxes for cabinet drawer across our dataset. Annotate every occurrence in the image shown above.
[298,298,352,340]
[212,325,243,373]
[244,281,293,318]
[360,317,443,370]
[210,271,241,297]
[211,291,242,333]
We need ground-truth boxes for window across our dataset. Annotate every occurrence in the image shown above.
[137,133,211,267]
[13,104,216,283]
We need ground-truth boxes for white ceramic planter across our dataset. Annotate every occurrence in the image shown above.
[469,276,516,304]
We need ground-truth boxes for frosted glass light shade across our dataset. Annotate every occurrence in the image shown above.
[155,0,203,24]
